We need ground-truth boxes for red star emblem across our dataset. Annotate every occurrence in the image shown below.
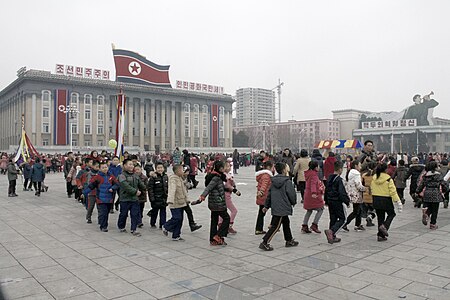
[130,63,140,74]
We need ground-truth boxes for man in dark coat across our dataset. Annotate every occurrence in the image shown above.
[31,158,45,197]
[64,152,75,198]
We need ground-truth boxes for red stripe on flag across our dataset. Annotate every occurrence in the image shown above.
[211,104,219,147]
[55,89,68,145]
[113,56,170,85]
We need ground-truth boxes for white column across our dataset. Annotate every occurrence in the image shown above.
[128,99,134,146]
[160,101,166,151]
[150,100,155,151]
[139,99,145,150]
[170,102,176,149]
[229,110,233,148]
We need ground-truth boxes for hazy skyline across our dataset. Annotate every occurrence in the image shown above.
[2,0,449,121]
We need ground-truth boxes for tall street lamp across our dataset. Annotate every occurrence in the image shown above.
[59,104,80,152]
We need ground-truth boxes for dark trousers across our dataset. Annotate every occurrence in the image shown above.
[74,187,81,200]
[345,203,362,227]
[328,201,346,234]
[33,182,42,195]
[86,195,97,220]
[8,180,16,195]
[164,208,184,238]
[97,203,110,229]
[297,181,306,200]
[396,188,405,201]
[375,208,396,237]
[23,178,33,190]
[118,201,140,231]
[138,202,145,225]
[425,202,439,225]
[66,181,73,196]
[255,205,266,231]
[263,215,293,244]
[183,204,196,228]
[210,210,230,241]
[150,207,167,228]
[361,203,376,220]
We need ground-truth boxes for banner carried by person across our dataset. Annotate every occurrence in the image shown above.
[112,47,171,88]
[115,89,126,161]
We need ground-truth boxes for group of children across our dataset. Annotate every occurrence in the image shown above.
[6,157,47,197]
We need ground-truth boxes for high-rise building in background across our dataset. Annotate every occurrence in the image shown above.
[235,88,275,126]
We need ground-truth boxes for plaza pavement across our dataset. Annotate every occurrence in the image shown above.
[1,166,450,300]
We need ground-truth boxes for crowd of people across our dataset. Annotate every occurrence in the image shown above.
[2,140,450,250]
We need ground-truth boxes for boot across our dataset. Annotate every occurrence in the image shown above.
[301,224,312,234]
[310,223,321,234]
[366,216,375,227]
[430,224,438,230]
[444,200,449,209]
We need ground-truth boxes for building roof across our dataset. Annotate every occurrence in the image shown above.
[0,69,234,103]
[332,108,372,114]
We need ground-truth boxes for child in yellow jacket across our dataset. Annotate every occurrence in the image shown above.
[370,163,403,242]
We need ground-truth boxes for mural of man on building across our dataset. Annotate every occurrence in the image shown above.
[403,92,438,126]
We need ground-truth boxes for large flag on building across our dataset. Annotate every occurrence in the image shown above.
[14,116,39,165]
[112,48,172,88]
[115,89,126,160]
[210,104,219,147]
[54,89,69,145]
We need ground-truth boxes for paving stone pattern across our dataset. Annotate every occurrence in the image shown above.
[1,167,450,299]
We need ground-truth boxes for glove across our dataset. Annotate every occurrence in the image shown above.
[397,201,403,213]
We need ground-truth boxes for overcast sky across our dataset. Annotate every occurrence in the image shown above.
[2,0,449,120]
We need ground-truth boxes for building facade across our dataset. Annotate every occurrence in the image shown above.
[234,119,340,152]
[235,87,275,126]
[0,69,234,152]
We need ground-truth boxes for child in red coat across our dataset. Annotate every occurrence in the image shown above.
[302,160,325,234]
[255,160,273,235]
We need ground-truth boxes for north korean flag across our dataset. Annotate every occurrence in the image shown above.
[113,49,172,88]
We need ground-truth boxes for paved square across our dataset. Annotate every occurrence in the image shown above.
[1,167,450,299]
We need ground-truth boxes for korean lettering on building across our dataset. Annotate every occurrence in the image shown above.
[175,80,224,95]
[55,64,110,80]
[362,119,417,129]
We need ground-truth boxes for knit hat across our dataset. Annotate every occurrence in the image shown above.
[411,157,419,163]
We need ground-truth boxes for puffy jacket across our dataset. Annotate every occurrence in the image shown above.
[293,157,310,182]
[108,164,122,178]
[304,169,325,210]
[281,153,295,175]
[83,172,119,204]
[31,163,45,182]
[255,156,269,172]
[224,174,237,203]
[7,162,18,181]
[64,158,73,177]
[118,171,146,202]
[417,171,449,203]
[325,174,350,205]
[256,170,273,206]
[392,166,408,189]
[137,173,148,203]
[22,163,32,179]
[167,174,188,209]
[311,152,324,180]
[144,162,154,177]
[265,175,297,216]
[79,169,98,196]
[361,172,374,204]
[406,164,425,191]
[148,172,168,208]
[201,171,227,211]
[323,156,337,181]
[345,169,365,204]
[370,173,400,202]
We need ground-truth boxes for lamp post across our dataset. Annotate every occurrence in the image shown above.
[59,104,79,152]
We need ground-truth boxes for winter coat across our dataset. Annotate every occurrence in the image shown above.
[144,162,154,177]
[281,153,295,175]
[172,149,182,165]
[324,174,350,205]
[137,173,148,203]
[323,156,337,182]
[190,156,198,176]
[304,169,325,210]
[30,163,45,182]
[108,164,122,178]
[345,169,365,204]
[387,165,396,177]
[439,166,449,179]
[167,174,188,209]
[7,162,18,181]
[406,164,425,193]
[417,171,449,203]
[67,166,78,186]
[361,172,374,204]
[148,172,168,208]
[201,171,227,211]
[64,158,73,177]
[22,163,32,179]
[83,172,119,204]
[264,175,297,216]
[0,157,7,170]
[392,166,408,189]
[256,169,273,206]
[311,152,324,180]
[293,157,310,183]
[118,171,146,202]
[358,150,375,170]
[255,156,269,172]
[371,173,400,210]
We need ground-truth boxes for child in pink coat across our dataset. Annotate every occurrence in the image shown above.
[219,161,241,233]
